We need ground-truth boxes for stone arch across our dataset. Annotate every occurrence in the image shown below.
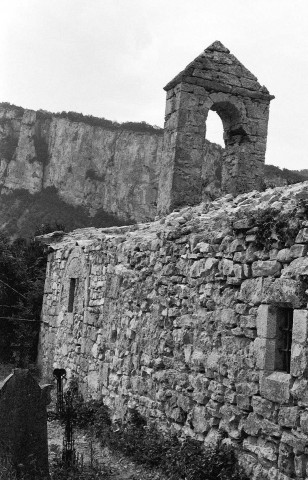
[205,94,247,144]
[60,247,87,315]
[157,41,274,214]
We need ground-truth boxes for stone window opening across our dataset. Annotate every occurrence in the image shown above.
[211,102,247,147]
[68,278,78,313]
[275,308,293,374]
[205,110,224,147]
[257,305,308,403]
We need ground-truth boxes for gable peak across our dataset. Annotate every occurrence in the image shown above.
[205,40,230,54]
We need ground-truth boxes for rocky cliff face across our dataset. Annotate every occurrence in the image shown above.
[0,105,163,227]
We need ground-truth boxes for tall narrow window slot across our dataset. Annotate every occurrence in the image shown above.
[68,278,77,313]
[275,308,293,374]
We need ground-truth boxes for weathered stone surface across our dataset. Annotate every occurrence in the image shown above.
[292,310,308,344]
[290,343,307,377]
[281,430,307,453]
[295,228,308,243]
[282,256,308,278]
[261,372,291,404]
[238,278,263,305]
[256,304,278,338]
[262,278,306,308]
[252,260,281,277]
[251,395,275,419]
[299,410,308,433]
[38,181,308,480]
[278,406,299,428]
[157,41,273,215]
[289,243,308,258]
[190,257,219,278]
[276,248,292,263]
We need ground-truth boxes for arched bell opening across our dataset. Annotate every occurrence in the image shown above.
[210,101,248,147]
[205,110,225,147]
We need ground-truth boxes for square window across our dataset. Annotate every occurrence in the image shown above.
[256,304,294,373]
[257,306,308,403]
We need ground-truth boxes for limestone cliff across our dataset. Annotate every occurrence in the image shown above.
[0,104,163,233]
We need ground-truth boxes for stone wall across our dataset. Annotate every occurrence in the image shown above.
[39,181,308,480]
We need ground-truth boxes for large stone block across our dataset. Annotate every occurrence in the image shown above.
[256,304,277,338]
[262,278,306,308]
[281,430,307,453]
[190,258,218,278]
[191,405,210,433]
[238,277,263,305]
[251,395,275,419]
[292,309,308,344]
[260,372,291,404]
[291,378,308,406]
[295,228,308,243]
[278,406,299,428]
[290,343,308,377]
[281,256,308,278]
[277,248,292,263]
[252,260,281,277]
[254,337,276,370]
[243,412,261,436]
[220,308,237,326]
[289,243,308,258]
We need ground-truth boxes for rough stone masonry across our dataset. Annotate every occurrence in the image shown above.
[39,181,308,480]
[157,40,274,215]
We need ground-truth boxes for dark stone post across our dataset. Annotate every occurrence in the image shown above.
[0,369,52,477]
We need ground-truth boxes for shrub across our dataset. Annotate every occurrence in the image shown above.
[243,198,308,252]
[73,399,248,480]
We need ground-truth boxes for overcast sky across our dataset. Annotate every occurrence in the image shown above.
[0,0,307,170]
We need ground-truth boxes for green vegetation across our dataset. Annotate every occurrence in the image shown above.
[0,101,25,116]
[0,223,64,365]
[73,398,248,480]
[242,198,308,251]
[264,164,308,186]
[0,101,163,134]
[0,187,129,240]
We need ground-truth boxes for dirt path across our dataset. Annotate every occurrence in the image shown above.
[48,420,164,480]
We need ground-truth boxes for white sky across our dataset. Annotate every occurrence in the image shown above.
[0,0,307,170]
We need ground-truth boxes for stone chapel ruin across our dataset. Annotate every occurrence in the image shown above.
[37,43,308,479]
[157,40,274,214]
